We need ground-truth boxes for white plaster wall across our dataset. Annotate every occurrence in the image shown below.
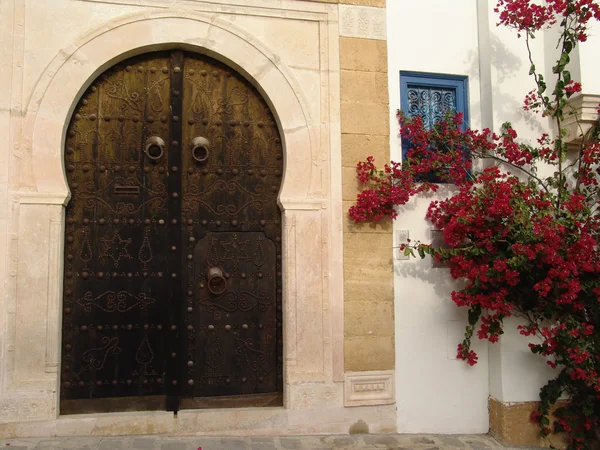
[578,26,600,94]
[389,0,600,428]
[388,0,489,434]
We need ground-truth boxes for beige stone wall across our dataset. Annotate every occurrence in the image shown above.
[489,397,568,449]
[0,0,397,433]
[339,34,394,372]
[0,0,397,434]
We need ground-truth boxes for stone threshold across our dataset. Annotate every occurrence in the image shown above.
[0,404,397,439]
[0,433,541,450]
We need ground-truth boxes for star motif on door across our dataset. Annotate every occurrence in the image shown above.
[220,234,250,274]
[100,229,133,267]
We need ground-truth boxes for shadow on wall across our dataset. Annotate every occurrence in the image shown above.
[466,31,547,137]
[393,188,467,304]
[393,241,467,306]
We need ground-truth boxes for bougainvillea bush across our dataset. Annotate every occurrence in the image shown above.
[350,1,600,448]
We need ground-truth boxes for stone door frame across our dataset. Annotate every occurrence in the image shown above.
[2,3,344,424]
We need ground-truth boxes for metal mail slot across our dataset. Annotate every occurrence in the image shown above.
[114,185,140,195]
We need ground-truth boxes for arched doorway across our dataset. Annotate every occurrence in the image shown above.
[61,50,283,414]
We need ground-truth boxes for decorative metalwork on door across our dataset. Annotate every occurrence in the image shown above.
[61,51,283,412]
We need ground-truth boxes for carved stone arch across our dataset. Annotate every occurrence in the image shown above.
[28,12,314,205]
[2,3,346,427]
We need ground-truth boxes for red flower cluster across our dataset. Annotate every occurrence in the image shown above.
[349,157,420,222]
[352,112,600,446]
[496,0,600,40]
[457,343,478,366]
[564,80,583,95]
[523,89,543,112]
[495,0,556,34]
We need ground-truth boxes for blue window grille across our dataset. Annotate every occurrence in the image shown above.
[399,72,469,162]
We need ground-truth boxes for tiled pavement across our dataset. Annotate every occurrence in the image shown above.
[0,434,540,449]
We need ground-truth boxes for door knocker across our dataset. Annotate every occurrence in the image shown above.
[191,137,210,163]
[144,136,165,161]
[206,266,227,295]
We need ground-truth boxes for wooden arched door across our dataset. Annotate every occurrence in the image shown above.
[61,51,283,413]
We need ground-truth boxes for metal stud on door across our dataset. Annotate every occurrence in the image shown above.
[180,54,283,399]
[61,53,174,413]
[61,50,283,414]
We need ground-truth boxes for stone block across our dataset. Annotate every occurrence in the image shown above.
[341,102,390,136]
[160,443,188,450]
[343,232,393,303]
[339,4,387,40]
[344,370,395,407]
[411,436,437,445]
[286,382,343,409]
[340,37,388,72]
[29,443,60,450]
[438,435,465,447]
[99,439,128,450]
[489,397,568,448]
[344,335,395,371]
[51,438,102,449]
[133,438,157,449]
[345,300,394,337]
[341,133,390,168]
[332,436,354,446]
[91,414,175,436]
[342,166,362,201]
[375,435,400,446]
[350,420,370,434]
[341,0,386,7]
[250,445,274,450]
[341,70,389,104]
[302,0,386,5]
[343,272,393,305]
[277,437,302,449]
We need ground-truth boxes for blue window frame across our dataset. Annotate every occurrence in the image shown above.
[399,72,469,161]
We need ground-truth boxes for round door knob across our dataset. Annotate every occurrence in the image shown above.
[144,136,165,161]
[206,266,227,295]
[191,137,210,163]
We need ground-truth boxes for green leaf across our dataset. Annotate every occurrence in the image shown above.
[403,247,411,257]
[539,82,546,94]
[468,305,482,326]
[553,52,570,74]
[564,40,573,54]
[529,64,536,75]
[417,246,425,259]
[541,416,550,426]
[562,70,571,84]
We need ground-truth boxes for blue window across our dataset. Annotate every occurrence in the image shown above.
[399,72,469,161]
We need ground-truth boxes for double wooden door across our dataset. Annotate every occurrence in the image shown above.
[61,51,283,412]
